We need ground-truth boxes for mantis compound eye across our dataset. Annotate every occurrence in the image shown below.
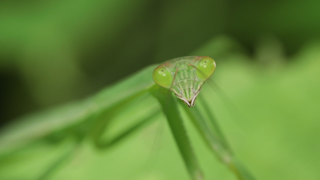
[196,56,216,81]
[152,65,173,89]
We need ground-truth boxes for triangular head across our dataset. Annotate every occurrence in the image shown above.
[152,56,216,107]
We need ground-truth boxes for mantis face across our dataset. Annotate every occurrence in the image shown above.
[152,56,216,107]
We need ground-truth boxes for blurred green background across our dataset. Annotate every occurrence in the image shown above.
[0,0,320,180]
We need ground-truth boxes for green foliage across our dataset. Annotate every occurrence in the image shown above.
[1,1,320,180]
[1,40,320,180]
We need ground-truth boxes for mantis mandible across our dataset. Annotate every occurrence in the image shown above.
[0,56,255,180]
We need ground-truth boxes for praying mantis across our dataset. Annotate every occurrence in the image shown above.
[0,56,255,180]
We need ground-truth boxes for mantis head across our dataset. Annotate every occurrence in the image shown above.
[152,56,216,107]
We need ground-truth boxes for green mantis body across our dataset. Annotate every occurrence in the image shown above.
[0,57,255,180]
